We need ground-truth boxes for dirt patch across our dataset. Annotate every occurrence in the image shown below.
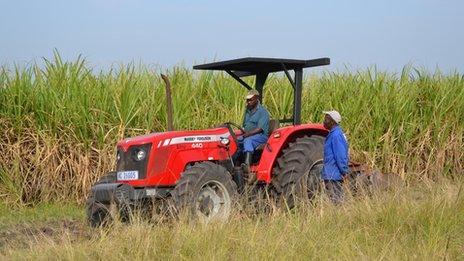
[0,219,90,250]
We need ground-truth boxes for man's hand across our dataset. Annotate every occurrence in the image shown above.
[240,132,250,138]
[342,172,350,183]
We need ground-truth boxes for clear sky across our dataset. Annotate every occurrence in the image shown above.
[1,0,463,72]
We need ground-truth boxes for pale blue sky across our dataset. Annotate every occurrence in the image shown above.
[1,0,463,72]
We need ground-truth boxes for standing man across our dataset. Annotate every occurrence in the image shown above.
[239,89,270,168]
[322,110,349,204]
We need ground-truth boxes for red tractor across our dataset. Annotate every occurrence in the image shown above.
[87,57,333,226]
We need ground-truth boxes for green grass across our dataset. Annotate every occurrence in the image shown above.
[0,202,83,229]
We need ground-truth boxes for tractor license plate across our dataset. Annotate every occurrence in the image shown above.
[117,171,139,181]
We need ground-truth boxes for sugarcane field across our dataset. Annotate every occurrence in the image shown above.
[1,1,463,260]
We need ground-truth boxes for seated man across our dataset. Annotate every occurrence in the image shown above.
[238,89,270,167]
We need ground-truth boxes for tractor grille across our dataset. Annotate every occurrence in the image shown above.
[117,143,152,180]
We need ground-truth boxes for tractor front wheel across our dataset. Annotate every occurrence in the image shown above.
[171,162,237,222]
[86,197,112,227]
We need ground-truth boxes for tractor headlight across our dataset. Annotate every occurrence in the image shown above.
[116,151,121,162]
[220,137,230,145]
[135,149,146,161]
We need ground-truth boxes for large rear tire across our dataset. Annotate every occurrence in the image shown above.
[171,162,237,222]
[272,135,325,209]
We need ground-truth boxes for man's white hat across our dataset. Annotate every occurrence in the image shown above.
[245,89,260,99]
[323,110,342,124]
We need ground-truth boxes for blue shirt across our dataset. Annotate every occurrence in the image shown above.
[322,125,349,181]
[243,103,270,136]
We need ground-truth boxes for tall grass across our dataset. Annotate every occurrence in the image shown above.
[1,179,463,260]
[0,53,463,204]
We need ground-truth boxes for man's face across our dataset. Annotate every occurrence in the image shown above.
[323,114,336,130]
[246,95,259,110]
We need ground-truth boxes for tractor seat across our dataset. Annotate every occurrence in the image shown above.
[255,119,280,151]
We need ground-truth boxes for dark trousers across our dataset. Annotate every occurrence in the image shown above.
[323,180,344,204]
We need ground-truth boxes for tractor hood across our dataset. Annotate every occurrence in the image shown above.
[117,127,231,151]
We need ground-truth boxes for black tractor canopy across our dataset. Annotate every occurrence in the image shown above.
[193,57,330,125]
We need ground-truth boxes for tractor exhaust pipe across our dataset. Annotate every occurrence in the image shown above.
[160,74,174,131]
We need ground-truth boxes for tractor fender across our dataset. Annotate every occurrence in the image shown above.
[254,123,328,183]
[91,183,132,203]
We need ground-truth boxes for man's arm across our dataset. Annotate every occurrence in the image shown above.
[242,127,263,138]
[257,110,270,136]
[332,134,349,175]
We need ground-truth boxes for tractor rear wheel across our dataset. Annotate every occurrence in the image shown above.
[171,162,237,222]
[272,135,325,209]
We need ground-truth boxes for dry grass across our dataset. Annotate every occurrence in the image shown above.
[0,178,462,260]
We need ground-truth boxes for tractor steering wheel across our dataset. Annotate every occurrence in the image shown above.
[220,122,245,144]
